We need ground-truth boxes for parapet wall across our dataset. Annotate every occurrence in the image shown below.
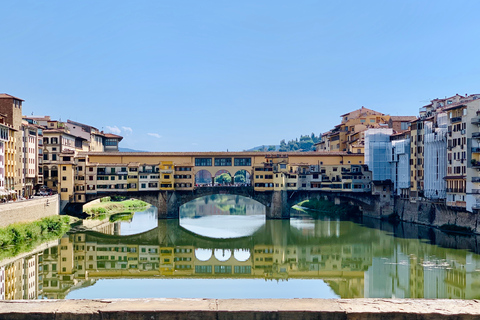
[0,299,478,320]
[0,195,59,228]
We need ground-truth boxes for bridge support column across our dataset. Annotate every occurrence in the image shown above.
[266,191,290,219]
[157,191,181,219]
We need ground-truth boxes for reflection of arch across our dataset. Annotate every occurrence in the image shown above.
[195,248,212,261]
[214,249,232,261]
[195,170,212,185]
[233,249,251,261]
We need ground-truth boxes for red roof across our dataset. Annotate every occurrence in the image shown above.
[104,133,123,141]
[0,93,24,101]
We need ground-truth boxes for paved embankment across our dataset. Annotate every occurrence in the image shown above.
[0,195,59,228]
[0,299,479,319]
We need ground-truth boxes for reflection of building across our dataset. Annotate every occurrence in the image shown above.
[3,218,480,300]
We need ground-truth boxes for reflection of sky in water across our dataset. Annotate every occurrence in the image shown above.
[119,206,158,235]
[180,215,265,238]
[179,195,266,238]
[66,278,337,299]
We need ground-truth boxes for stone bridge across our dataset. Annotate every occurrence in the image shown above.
[66,187,379,219]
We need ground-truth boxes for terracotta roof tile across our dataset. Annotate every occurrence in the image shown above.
[0,93,24,101]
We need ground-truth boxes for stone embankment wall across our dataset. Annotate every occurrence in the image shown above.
[394,198,480,234]
[0,195,59,228]
[0,299,479,319]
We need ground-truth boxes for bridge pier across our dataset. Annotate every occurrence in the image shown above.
[157,191,181,219]
[266,191,290,219]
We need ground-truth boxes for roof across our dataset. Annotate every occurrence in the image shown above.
[0,93,24,101]
[82,151,359,157]
[444,103,467,111]
[67,119,99,131]
[390,116,417,122]
[43,129,77,138]
[340,106,384,117]
[104,133,123,141]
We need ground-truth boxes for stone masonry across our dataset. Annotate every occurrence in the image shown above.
[0,195,59,228]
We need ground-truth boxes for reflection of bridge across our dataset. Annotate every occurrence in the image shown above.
[70,187,378,219]
[6,216,480,300]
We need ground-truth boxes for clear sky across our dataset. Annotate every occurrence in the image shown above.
[2,1,480,152]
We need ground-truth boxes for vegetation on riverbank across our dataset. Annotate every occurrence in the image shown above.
[0,216,71,260]
[295,198,359,217]
[84,197,150,218]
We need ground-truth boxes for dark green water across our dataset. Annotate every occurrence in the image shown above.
[1,195,480,300]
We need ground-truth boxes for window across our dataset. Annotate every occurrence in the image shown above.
[234,158,251,166]
[105,139,118,146]
[195,158,212,166]
[214,158,232,166]
[52,154,57,161]
[63,166,66,171]
[62,176,66,181]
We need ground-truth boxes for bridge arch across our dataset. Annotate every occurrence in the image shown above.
[195,170,212,185]
[213,170,232,185]
[233,169,251,185]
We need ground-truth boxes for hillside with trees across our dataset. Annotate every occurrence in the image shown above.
[279,133,321,152]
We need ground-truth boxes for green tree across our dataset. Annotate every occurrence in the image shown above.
[268,145,276,151]
[215,173,232,184]
[279,139,287,152]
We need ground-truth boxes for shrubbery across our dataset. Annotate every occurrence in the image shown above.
[84,199,149,217]
[0,216,70,260]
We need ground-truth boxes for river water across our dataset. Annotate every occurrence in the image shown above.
[1,194,480,300]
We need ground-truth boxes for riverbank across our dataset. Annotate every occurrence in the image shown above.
[0,195,59,228]
[1,298,478,319]
[83,198,150,218]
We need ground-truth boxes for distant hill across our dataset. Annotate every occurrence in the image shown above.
[119,147,146,152]
[246,145,279,152]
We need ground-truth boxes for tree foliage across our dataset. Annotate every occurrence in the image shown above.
[215,173,232,184]
[279,133,321,152]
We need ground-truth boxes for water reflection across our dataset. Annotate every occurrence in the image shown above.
[1,209,480,300]
[179,195,265,238]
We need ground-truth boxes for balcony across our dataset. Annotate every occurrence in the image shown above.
[472,117,480,125]
[472,132,480,139]
[472,148,480,153]
[472,189,480,194]
[161,169,173,174]
[472,177,480,183]
[451,117,462,123]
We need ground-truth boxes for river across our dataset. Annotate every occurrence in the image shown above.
[1,194,479,300]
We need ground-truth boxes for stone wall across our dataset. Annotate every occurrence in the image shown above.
[0,195,59,228]
[0,299,479,319]
[391,198,480,234]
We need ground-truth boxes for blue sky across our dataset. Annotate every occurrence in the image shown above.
[2,1,480,151]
